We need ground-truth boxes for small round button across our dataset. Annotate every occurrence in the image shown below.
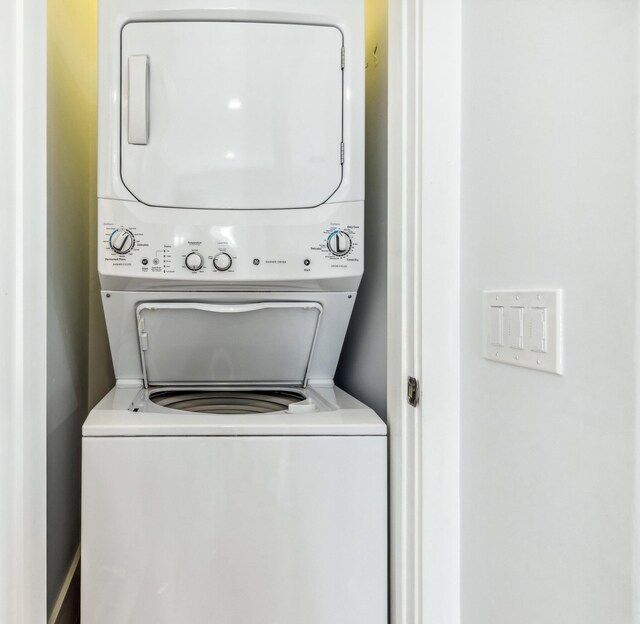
[185,252,204,272]
[213,252,232,272]
[141,258,149,266]
[109,228,135,255]
[327,230,352,257]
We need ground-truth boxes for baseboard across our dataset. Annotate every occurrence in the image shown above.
[48,547,80,624]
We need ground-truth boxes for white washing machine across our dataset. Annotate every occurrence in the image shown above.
[82,0,387,622]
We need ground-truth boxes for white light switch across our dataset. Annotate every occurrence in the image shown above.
[529,307,547,353]
[483,290,562,374]
[508,307,524,349]
[490,306,504,346]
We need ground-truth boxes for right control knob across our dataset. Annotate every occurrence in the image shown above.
[327,230,352,257]
[213,252,232,271]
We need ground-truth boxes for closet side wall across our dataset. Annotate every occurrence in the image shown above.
[47,0,111,614]
[337,0,388,420]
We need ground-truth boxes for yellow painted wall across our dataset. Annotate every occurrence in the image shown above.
[47,0,112,614]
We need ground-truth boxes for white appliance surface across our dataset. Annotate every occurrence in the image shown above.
[86,1,384,622]
[83,385,386,437]
[82,426,387,624]
[98,199,363,292]
[136,301,323,386]
[121,21,344,210]
[99,0,364,206]
[103,291,357,385]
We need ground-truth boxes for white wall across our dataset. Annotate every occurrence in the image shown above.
[461,2,637,623]
[337,0,388,420]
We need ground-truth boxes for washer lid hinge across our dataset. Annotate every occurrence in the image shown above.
[340,142,345,164]
[341,46,345,69]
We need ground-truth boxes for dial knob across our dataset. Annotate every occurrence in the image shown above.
[327,230,352,256]
[213,252,232,272]
[109,228,135,255]
[185,252,204,272]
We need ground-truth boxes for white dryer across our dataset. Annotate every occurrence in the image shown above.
[82,0,386,622]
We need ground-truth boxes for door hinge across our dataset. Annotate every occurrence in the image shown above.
[407,376,419,407]
[340,142,345,164]
[341,46,345,69]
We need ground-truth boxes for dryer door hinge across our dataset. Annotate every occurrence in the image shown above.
[340,142,345,164]
[341,46,345,69]
[407,376,419,407]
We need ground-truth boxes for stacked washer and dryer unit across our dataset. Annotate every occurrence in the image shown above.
[82,0,387,622]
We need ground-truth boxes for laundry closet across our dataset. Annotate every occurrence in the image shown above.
[46,0,388,620]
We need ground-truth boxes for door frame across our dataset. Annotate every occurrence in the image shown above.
[0,0,48,621]
[387,0,461,622]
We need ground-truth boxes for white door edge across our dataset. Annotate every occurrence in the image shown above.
[0,0,48,621]
[387,0,461,622]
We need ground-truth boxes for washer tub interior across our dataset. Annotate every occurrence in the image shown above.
[148,388,308,415]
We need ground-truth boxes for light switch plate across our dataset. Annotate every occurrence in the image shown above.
[482,289,563,375]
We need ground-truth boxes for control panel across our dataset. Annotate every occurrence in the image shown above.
[99,199,364,288]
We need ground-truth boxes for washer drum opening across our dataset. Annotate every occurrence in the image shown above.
[149,389,307,415]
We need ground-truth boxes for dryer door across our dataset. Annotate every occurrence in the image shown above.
[121,21,344,210]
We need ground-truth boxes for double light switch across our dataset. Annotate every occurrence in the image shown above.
[483,290,562,374]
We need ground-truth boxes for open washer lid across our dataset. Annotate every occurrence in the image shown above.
[136,302,323,388]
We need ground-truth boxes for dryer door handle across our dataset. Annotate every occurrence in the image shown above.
[128,55,149,145]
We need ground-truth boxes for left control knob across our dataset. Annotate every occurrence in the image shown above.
[109,228,135,254]
[185,252,204,272]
